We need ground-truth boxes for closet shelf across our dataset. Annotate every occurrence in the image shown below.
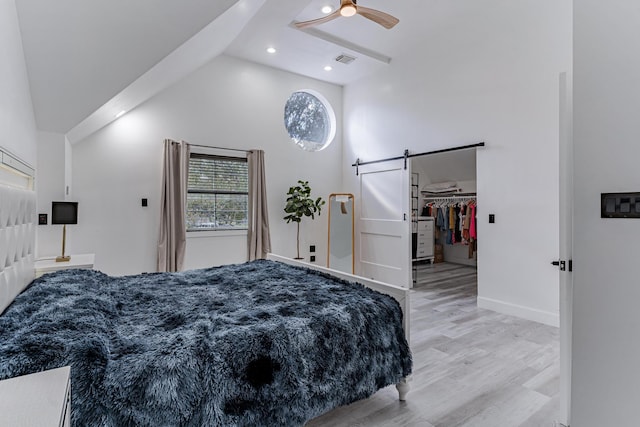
[422,192,476,199]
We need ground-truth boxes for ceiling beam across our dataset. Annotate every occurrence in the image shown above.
[291,23,392,65]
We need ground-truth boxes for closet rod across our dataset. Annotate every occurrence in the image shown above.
[351,142,485,169]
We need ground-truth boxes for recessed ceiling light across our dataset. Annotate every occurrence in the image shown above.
[321,5,333,14]
[115,110,126,118]
[266,47,276,54]
[324,65,333,71]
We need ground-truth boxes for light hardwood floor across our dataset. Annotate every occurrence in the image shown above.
[308,263,560,427]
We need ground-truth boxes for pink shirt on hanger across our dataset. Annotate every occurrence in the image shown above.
[469,204,477,239]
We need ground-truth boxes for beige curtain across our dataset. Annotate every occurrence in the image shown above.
[247,149,271,260]
[157,139,190,272]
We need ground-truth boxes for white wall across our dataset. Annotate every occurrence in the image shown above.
[64,136,72,198]
[35,132,67,257]
[572,1,640,424]
[343,0,571,325]
[0,0,37,166]
[68,55,342,275]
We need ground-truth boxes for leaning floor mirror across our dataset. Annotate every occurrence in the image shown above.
[327,193,355,274]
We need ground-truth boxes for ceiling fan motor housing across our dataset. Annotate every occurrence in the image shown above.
[294,0,399,30]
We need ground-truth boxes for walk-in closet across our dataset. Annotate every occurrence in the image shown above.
[411,147,478,291]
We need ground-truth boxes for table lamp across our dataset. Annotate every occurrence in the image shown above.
[51,201,78,262]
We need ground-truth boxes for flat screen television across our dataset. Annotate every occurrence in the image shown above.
[52,201,78,225]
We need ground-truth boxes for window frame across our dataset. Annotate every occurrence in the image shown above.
[186,152,249,233]
[284,89,337,152]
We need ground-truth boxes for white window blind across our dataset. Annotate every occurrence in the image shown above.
[187,154,248,231]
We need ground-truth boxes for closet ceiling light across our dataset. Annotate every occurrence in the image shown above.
[266,47,276,54]
[324,65,333,71]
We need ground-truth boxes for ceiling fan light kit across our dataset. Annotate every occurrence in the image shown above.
[295,0,399,30]
[340,5,357,17]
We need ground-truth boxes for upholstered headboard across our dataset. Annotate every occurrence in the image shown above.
[0,147,36,314]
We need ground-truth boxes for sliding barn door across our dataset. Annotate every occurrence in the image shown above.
[357,159,411,288]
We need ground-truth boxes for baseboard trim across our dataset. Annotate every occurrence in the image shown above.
[477,296,559,327]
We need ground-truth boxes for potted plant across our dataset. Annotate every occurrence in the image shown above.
[283,180,325,259]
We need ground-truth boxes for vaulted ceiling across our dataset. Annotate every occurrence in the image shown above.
[15,0,238,135]
[15,0,480,143]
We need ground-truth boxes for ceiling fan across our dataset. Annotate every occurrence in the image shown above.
[294,0,399,30]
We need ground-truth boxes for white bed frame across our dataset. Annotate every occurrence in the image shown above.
[266,253,411,400]
[0,147,36,315]
[0,156,412,398]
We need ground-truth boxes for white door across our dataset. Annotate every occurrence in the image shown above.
[557,71,573,426]
[357,159,411,288]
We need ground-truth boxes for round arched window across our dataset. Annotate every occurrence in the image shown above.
[284,90,336,151]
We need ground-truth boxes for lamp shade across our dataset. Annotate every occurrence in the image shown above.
[51,201,78,225]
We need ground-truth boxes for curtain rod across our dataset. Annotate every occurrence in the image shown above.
[188,143,250,153]
[351,142,485,171]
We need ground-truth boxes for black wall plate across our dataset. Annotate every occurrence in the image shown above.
[601,192,640,218]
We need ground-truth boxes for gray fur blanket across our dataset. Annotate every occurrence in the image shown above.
[0,259,411,426]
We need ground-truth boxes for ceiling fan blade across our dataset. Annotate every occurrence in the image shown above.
[294,10,342,29]
[356,6,399,29]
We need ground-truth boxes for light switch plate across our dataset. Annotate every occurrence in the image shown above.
[601,192,640,218]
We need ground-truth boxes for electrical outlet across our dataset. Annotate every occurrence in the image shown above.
[142,198,148,207]
[309,245,316,253]
[310,255,316,262]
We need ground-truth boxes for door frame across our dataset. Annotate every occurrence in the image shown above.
[558,71,573,426]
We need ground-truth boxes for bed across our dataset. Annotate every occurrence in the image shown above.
[0,150,412,426]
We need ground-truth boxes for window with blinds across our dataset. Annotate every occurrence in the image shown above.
[187,153,248,231]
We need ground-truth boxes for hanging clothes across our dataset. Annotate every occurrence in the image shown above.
[454,204,462,243]
[469,203,477,240]
[422,196,477,258]
[436,207,445,229]
[447,206,455,244]
[448,206,456,231]
[463,204,472,230]
[461,203,470,242]
[462,204,471,241]
[442,206,450,244]
[468,202,477,258]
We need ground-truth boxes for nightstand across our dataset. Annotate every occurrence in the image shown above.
[35,253,95,278]
[0,366,71,426]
